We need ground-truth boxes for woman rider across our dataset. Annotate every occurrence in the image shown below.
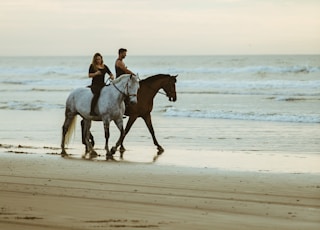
[88,53,114,116]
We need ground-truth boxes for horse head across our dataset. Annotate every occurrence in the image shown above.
[162,74,177,102]
[126,74,140,105]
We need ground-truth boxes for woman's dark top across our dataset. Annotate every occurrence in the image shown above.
[89,64,112,87]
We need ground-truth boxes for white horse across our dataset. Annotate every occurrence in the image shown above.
[61,74,139,160]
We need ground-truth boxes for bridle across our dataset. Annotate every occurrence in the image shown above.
[111,76,137,98]
[147,81,175,98]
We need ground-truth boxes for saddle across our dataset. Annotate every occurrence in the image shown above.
[86,82,110,89]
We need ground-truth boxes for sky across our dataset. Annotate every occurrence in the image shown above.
[1,0,319,56]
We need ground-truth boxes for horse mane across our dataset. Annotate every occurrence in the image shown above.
[112,74,131,84]
[140,74,171,84]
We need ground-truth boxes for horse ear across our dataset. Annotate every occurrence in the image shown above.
[174,74,178,78]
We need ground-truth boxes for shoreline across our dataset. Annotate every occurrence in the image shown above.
[1,142,320,174]
[1,108,320,229]
[1,149,320,230]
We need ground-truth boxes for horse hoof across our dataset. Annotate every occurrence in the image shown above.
[110,147,117,155]
[120,146,126,153]
[106,154,115,161]
[157,146,164,154]
[61,151,68,157]
[90,150,98,158]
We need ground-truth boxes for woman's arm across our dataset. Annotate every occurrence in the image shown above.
[88,64,101,78]
[104,65,114,80]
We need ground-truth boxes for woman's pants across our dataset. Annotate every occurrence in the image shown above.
[90,85,103,115]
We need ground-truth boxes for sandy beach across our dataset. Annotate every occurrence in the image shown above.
[0,146,319,230]
[1,108,320,229]
[1,54,320,230]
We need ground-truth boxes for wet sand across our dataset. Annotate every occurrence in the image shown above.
[0,147,319,230]
[1,108,320,229]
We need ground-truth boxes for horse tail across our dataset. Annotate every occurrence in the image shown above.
[65,116,77,146]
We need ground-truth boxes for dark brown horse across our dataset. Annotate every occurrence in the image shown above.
[81,74,177,157]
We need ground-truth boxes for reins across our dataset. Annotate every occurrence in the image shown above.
[157,90,167,96]
[112,75,172,98]
[144,81,170,97]
[140,74,177,98]
[111,76,137,97]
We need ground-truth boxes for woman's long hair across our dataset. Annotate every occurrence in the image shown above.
[91,53,104,71]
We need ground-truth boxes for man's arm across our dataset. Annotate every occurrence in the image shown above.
[116,60,135,75]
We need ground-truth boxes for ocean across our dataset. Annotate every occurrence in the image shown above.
[0,55,319,172]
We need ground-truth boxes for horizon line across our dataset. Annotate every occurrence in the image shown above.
[1,53,319,57]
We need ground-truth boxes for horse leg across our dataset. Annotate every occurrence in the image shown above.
[103,120,113,160]
[81,120,89,152]
[142,114,164,153]
[61,118,70,156]
[110,118,125,157]
[61,111,76,157]
[81,119,90,158]
[81,120,94,149]
[89,132,95,147]
[119,116,138,157]
[82,119,97,159]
